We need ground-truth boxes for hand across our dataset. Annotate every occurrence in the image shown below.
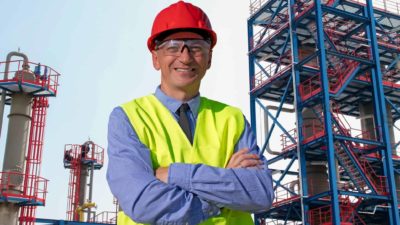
[155,167,169,183]
[226,148,263,169]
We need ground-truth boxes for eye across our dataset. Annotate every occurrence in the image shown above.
[165,45,180,52]
[190,46,202,52]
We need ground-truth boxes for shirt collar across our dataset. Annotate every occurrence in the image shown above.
[154,86,200,117]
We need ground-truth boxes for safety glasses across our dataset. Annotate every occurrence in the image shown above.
[155,39,211,57]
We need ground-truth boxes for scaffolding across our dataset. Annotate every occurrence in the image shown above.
[248,0,400,224]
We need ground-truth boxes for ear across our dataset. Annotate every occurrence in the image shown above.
[206,50,213,69]
[152,51,161,70]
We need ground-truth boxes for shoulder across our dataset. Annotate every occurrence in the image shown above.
[200,97,243,115]
[121,95,155,108]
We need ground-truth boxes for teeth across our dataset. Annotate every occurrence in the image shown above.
[176,68,192,72]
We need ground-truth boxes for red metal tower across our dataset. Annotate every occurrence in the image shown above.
[0,52,60,225]
[63,141,104,222]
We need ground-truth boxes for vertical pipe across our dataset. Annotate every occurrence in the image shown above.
[0,52,29,139]
[78,165,88,221]
[87,162,94,222]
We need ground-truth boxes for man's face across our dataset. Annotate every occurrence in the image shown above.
[151,31,212,95]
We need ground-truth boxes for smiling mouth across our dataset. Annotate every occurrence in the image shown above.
[175,68,195,72]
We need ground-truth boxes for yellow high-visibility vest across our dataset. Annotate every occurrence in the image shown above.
[118,94,252,225]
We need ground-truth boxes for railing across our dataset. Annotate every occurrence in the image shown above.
[299,74,321,101]
[349,0,400,15]
[280,128,298,151]
[252,20,290,50]
[0,171,48,204]
[309,203,366,225]
[329,60,360,92]
[0,60,60,96]
[252,58,291,90]
[273,181,300,206]
[90,211,117,224]
[262,219,301,225]
[249,0,269,14]
[64,143,104,167]
[359,160,387,194]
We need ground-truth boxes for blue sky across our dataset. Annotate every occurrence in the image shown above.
[0,0,251,220]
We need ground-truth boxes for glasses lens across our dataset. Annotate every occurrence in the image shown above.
[157,39,210,56]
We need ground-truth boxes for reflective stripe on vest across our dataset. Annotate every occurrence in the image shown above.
[119,94,253,225]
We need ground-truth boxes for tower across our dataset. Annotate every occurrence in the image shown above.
[0,51,60,225]
[64,140,104,222]
[248,0,400,224]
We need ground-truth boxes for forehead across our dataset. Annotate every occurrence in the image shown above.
[162,31,204,41]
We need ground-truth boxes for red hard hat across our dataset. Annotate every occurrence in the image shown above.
[147,1,217,51]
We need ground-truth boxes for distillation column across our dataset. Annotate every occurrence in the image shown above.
[0,53,35,225]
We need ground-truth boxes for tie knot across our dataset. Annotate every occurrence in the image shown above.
[178,103,190,113]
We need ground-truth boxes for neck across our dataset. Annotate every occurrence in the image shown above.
[160,85,199,102]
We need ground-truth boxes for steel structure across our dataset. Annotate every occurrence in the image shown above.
[0,53,60,225]
[63,141,105,223]
[248,0,400,224]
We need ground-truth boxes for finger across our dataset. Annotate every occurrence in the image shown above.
[236,153,260,163]
[229,148,250,165]
[240,159,263,168]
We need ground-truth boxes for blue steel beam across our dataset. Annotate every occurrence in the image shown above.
[273,178,297,197]
[273,156,296,192]
[256,98,296,144]
[324,31,338,51]
[248,18,257,135]
[256,0,287,46]
[274,34,291,74]
[365,0,400,224]
[387,54,400,71]
[255,60,271,78]
[315,0,341,224]
[260,76,293,156]
[321,5,369,23]
[326,50,374,65]
[288,0,309,224]
[35,218,113,225]
[334,135,383,147]
[385,97,400,118]
[331,64,361,97]
[342,23,367,41]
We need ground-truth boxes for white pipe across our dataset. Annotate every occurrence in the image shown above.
[0,51,29,139]
[264,105,295,155]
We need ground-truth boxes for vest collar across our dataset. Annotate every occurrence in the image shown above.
[154,86,200,118]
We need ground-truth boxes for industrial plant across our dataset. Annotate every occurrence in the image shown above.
[249,0,400,224]
[0,0,400,224]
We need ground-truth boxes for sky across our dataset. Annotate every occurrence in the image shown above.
[0,0,253,220]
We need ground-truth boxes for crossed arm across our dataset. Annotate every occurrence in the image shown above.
[106,107,274,224]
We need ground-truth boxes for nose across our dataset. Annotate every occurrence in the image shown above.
[177,45,193,63]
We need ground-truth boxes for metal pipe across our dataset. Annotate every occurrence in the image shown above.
[264,105,295,155]
[87,156,95,222]
[0,52,29,139]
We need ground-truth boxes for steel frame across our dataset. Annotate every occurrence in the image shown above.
[248,0,400,224]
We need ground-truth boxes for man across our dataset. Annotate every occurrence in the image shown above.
[107,1,274,225]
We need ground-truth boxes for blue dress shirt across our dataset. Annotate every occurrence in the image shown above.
[106,87,274,225]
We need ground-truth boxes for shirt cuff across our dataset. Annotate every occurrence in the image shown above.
[168,163,192,191]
